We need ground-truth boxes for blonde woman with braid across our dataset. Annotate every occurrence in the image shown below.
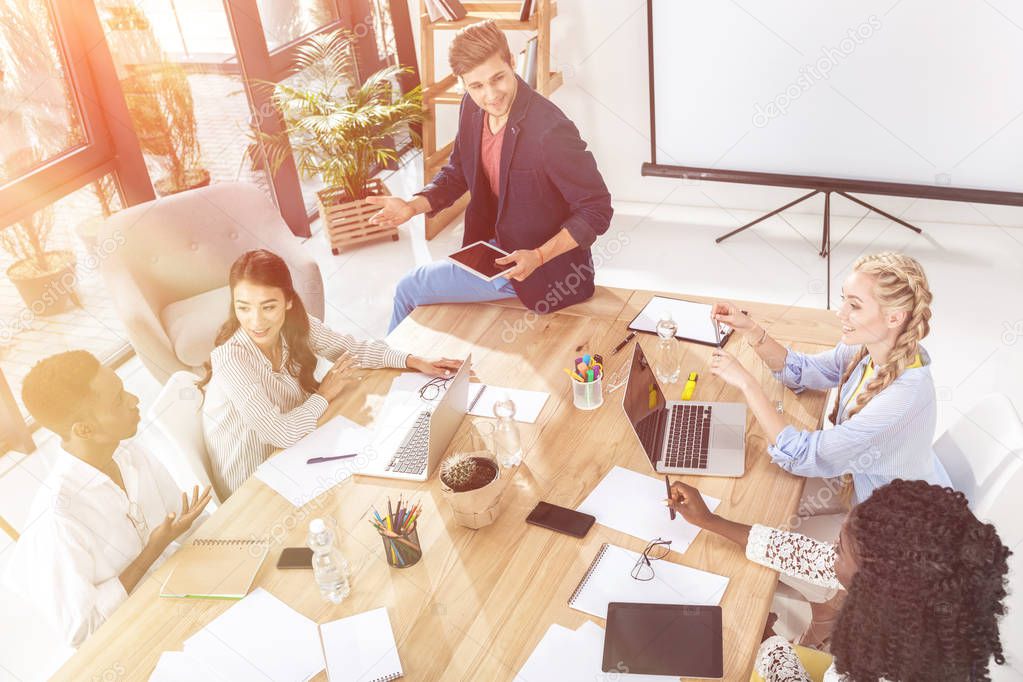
[709,252,951,507]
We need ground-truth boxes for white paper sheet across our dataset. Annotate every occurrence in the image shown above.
[390,372,550,423]
[149,651,226,682]
[466,384,549,423]
[567,543,729,620]
[254,416,371,507]
[630,296,732,345]
[320,607,403,682]
[183,588,324,682]
[515,622,678,682]
[576,466,720,552]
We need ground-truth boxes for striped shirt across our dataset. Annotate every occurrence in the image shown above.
[771,343,951,505]
[201,315,409,498]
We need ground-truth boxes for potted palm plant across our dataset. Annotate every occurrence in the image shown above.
[121,62,210,196]
[1,200,80,316]
[253,29,423,254]
[102,3,209,196]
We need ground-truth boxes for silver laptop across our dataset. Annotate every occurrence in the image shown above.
[622,344,746,477]
[357,355,471,482]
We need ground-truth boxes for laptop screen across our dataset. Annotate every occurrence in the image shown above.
[622,343,667,464]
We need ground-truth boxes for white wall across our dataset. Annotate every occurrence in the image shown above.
[416,0,1023,229]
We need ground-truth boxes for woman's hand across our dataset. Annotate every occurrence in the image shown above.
[711,301,757,336]
[709,348,755,391]
[316,352,358,401]
[407,356,463,377]
[666,481,717,528]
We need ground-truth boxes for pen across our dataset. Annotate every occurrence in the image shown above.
[665,475,676,520]
[468,384,487,412]
[610,331,636,355]
[306,453,359,464]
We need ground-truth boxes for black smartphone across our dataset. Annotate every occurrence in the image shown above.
[276,547,313,570]
[525,501,596,538]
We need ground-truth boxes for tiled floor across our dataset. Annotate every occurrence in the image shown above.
[2,150,1023,678]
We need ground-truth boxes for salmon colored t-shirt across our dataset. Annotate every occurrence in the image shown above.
[481,113,505,199]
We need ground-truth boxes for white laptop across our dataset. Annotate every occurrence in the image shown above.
[622,344,747,477]
[357,355,471,482]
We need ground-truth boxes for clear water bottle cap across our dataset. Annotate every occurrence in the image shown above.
[493,395,516,419]
[656,313,677,339]
[309,518,326,534]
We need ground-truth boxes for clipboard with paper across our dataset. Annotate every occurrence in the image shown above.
[627,295,735,347]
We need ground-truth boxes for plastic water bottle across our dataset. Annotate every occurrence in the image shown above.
[307,518,350,604]
[493,395,523,467]
[654,313,681,384]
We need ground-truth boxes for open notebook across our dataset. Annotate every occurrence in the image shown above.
[568,543,729,619]
[160,539,269,599]
[320,607,403,682]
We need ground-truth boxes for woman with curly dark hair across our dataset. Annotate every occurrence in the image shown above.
[667,479,1011,681]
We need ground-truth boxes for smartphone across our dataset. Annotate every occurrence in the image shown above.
[525,501,596,538]
[276,547,313,570]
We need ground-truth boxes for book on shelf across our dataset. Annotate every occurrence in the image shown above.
[519,0,534,22]
[523,36,538,89]
[423,0,445,22]
[437,0,468,21]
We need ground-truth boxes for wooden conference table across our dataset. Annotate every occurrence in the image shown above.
[56,287,840,682]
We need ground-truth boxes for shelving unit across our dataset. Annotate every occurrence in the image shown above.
[419,0,563,239]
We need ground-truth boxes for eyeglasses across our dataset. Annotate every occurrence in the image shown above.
[418,376,453,401]
[630,538,672,581]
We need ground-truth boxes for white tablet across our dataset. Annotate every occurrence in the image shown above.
[447,241,514,282]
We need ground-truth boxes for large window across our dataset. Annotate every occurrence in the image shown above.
[257,0,339,51]
[0,0,417,433]
[0,0,87,179]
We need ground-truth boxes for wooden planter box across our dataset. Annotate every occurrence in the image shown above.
[317,179,398,255]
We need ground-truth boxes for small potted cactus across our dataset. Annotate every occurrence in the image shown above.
[439,451,504,530]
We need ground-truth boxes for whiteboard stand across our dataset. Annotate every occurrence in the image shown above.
[714,190,922,309]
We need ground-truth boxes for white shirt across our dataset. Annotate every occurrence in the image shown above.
[3,441,186,647]
[202,315,409,499]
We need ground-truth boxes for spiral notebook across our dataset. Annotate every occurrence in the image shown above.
[320,607,403,682]
[567,543,730,619]
[160,538,269,599]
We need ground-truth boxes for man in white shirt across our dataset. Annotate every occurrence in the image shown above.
[4,351,211,647]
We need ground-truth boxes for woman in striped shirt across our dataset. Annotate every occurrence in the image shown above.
[198,250,461,499]
[709,252,950,507]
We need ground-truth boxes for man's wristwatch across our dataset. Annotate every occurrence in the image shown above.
[747,325,769,348]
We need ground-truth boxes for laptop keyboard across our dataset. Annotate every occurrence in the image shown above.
[663,404,712,470]
[385,410,431,475]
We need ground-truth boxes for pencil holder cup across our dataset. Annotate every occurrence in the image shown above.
[381,523,421,569]
[572,375,603,410]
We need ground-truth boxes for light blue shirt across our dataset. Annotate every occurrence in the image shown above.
[770,343,951,504]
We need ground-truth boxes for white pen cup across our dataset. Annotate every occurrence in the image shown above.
[572,374,603,410]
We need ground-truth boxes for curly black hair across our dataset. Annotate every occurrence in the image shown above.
[830,479,1011,681]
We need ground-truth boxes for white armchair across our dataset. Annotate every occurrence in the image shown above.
[96,183,324,383]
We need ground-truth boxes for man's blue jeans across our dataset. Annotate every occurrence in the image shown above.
[389,259,517,332]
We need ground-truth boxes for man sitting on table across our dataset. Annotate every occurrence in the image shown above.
[369,20,613,332]
[3,351,211,647]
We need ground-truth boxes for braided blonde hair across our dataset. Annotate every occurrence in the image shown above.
[829,252,933,504]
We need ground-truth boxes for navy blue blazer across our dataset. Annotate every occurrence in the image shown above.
[418,77,613,313]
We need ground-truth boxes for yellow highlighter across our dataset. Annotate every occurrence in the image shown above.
[681,372,698,400]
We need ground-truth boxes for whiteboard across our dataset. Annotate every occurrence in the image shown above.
[648,0,1023,198]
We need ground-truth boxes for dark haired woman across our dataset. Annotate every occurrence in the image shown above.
[199,250,461,499]
[667,479,1010,681]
